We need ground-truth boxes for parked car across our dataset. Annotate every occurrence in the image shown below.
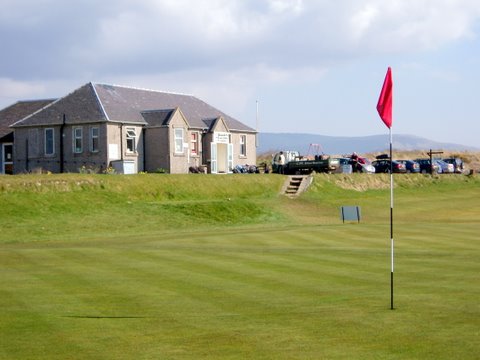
[335,156,375,173]
[354,157,376,173]
[434,159,454,174]
[397,160,420,173]
[415,159,441,174]
[443,157,464,173]
[372,159,406,173]
[433,159,455,174]
[334,158,353,173]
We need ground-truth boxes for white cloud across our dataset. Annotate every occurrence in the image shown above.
[268,0,304,14]
[1,0,480,148]
[343,0,480,51]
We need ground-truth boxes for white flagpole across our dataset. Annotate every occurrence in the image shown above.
[389,127,394,310]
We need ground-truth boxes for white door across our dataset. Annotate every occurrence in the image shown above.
[227,143,233,173]
[210,143,217,174]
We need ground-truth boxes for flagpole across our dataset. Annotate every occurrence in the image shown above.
[376,66,394,310]
[389,127,394,310]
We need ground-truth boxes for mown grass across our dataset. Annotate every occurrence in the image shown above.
[0,174,287,243]
[0,173,479,359]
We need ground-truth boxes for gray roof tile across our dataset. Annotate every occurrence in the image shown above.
[12,83,256,133]
[93,83,255,132]
[0,99,56,137]
[141,109,175,127]
[12,83,107,127]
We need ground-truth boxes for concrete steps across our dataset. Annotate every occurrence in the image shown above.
[281,175,313,197]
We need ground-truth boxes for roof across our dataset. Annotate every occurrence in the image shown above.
[13,83,255,133]
[93,83,255,132]
[141,109,176,127]
[0,99,56,139]
[12,84,108,127]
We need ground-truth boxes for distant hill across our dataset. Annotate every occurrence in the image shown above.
[257,133,479,155]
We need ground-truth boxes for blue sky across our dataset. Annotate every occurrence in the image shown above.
[1,0,479,148]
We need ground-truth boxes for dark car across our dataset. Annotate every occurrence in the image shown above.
[415,159,441,174]
[397,160,420,173]
[443,158,464,173]
[372,159,406,173]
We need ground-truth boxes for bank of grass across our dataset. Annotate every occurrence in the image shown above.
[0,174,287,243]
[0,173,479,359]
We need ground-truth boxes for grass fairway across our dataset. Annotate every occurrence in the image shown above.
[0,174,479,359]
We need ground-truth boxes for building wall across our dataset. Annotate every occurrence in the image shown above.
[231,132,257,166]
[0,145,3,174]
[12,121,255,175]
[144,126,170,172]
[13,123,112,174]
[62,123,108,172]
[0,144,3,174]
[13,126,61,173]
[188,129,203,170]
[168,112,190,174]
[201,129,257,173]
[106,123,144,173]
[14,122,148,174]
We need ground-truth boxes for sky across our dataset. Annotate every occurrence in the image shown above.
[1,0,479,148]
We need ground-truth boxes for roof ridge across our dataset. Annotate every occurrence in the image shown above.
[141,108,176,114]
[92,82,194,97]
[14,98,57,104]
[90,82,110,121]
[10,97,62,127]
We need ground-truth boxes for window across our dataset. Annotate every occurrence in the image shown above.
[240,134,246,157]
[90,126,99,152]
[44,128,54,156]
[73,127,83,153]
[174,128,184,154]
[191,132,199,156]
[126,128,136,153]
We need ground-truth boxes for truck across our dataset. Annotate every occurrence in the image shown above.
[272,151,340,175]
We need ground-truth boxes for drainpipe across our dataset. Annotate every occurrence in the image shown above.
[142,127,146,172]
[25,138,29,172]
[120,124,124,161]
[60,114,66,173]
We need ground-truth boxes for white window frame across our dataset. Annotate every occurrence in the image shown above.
[90,126,99,153]
[73,127,83,154]
[240,134,247,157]
[126,127,136,153]
[44,128,55,156]
[174,128,184,154]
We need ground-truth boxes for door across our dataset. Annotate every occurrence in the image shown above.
[210,143,217,174]
[228,143,233,173]
[2,143,13,174]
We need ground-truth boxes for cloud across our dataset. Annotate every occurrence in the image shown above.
[344,0,480,51]
[1,0,480,116]
[0,78,46,101]
[2,0,480,79]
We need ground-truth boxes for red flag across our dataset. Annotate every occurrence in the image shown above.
[377,67,393,128]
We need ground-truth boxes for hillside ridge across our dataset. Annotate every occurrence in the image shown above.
[258,132,479,155]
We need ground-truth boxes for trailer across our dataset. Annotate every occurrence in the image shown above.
[283,156,340,174]
[272,151,340,174]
